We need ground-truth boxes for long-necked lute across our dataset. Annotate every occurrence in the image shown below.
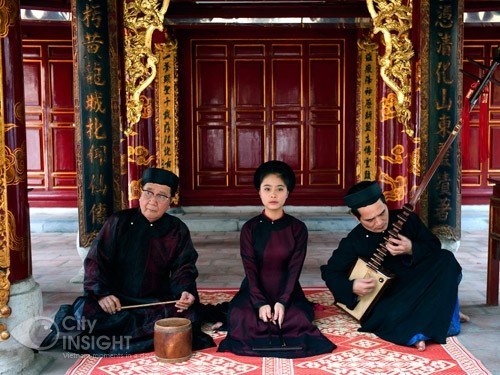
[336,52,500,321]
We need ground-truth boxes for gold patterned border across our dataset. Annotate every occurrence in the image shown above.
[357,36,379,182]
[155,39,180,202]
[0,4,11,340]
[419,0,430,224]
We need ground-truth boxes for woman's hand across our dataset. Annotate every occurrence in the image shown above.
[258,304,273,322]
[175,291,195,312]
[98,295,122,314]
[272,302,285,327]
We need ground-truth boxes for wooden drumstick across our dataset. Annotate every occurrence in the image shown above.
[121,300,179,310]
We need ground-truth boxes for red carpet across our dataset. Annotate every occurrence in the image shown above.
[66,288,491,375]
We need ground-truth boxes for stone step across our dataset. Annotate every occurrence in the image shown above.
[28,205,488,234]
[29,206,358,233]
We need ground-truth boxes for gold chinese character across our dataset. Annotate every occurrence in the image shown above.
[85,92,106,113]
[86,117,107,140]
[88,144,108,165]
[83,32,104,54]
[435,4,453,29]
[83,4,102,29]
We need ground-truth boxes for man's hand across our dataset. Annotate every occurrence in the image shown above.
[175,291,195,312]
[386,233,413,256]
[353,278,377,297]
[98,295,122,314]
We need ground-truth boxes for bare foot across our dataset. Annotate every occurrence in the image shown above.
[415,340,426,351]
[459,311,470,323]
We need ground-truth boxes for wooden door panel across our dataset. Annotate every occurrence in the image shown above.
[275,125,302,165]
[491,127,500,170]
[195,47,229,189]
[235,60,264,106]
[180,31,356,205]
[52,127,75,172]
[462,44,484,173]
[23,61,42,107]
[26,127,44,184]
[310,125,341,184]
[236,127,264,170]
[462,28,500,203]
[309,53,342,188]
[272,60,302,106]
[23,23,76,207]
[197,60,227,107]
[310,60,340,107]
[49,60,73,108]
[234,48,266,187]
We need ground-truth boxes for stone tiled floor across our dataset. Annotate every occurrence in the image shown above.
[29,209,500,374]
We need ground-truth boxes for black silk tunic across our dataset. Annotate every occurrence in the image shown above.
[84,208,199,304]
[218,213,336,358]
[55,208,214,355]
[321,210,462,345]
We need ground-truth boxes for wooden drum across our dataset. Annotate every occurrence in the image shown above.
[154,318,192,363]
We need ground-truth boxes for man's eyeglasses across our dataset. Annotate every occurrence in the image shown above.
[141,189,171,203]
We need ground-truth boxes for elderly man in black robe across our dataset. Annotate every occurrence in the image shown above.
[321,180,465,351]
[43,167,214,355]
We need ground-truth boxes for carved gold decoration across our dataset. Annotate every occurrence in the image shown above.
[409,145,420,177]
[380,144,405,164]
[2,122,14,132]
[140,94,153,119]
[123,0,170,136]
[127,145,154,165]
[0,0,17,38]
[14,101,24,122]
[7,210,23,254]
[366,0,414,137]
[380,92,398,122]
[380,170,407,202]
[4,143,26,186]
[129,179,141,201]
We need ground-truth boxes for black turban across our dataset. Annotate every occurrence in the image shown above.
[344,181,383,209]
[253,160,296,193]
[141,168,179,196]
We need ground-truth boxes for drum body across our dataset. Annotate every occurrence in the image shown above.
[154,317,192,363]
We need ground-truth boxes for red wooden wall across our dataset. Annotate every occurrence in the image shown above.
[462,27,500,204]
[19,21,500,207]
[22,23,76,207]
[177,29,357,206]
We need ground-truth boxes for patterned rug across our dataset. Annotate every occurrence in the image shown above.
[66,288,491,375]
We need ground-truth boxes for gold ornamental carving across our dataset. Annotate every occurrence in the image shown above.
[123,0,170,136]
[366,0,414,137]
[0,0,17,38]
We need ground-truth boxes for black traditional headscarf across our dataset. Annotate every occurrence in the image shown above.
[344,180,383,209]
[141,167,179,196]
[253,160,296,193]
